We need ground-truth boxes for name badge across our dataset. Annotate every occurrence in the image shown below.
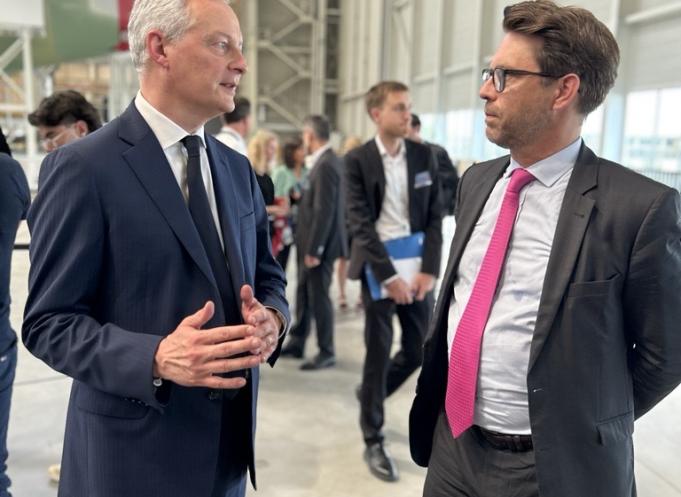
[414,171,432,189]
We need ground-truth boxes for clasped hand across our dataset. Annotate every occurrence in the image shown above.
[385,272,435,305]
[153,284,281,389]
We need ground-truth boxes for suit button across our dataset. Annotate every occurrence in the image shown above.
[208,390,223,401]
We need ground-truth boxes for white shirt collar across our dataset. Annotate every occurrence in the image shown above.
[374,135,406,160]
[305,143,332,169]
[508,137,582,187]
[134,91,206,150]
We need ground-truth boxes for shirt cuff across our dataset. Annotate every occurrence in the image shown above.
[382,274,400,286]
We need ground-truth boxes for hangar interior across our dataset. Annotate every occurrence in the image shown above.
[0,0,680,496]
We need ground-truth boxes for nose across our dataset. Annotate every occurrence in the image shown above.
[479,76,495,101]
[231,48,248,74]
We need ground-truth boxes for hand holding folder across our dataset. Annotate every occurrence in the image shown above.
[364,232,425,301]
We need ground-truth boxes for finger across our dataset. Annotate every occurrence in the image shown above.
[198,324,255,345]
[240,284,255,307]
[200,376,249,390]
[180,301,215,329]
[209,335,263,359]
[248,309,271,326]
[202,353,262,375]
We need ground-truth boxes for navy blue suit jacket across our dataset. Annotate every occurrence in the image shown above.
[0,153,29,353]
[23,104,289,497]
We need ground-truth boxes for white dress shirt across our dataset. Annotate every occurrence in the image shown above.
[135,92,225,248]
[304,143,332,171]
[447,138,582,434]
[374,136,411,242]
[215,126,247,156]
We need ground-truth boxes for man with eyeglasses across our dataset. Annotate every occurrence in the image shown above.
[410,1,681,497]
[28,90,102,156]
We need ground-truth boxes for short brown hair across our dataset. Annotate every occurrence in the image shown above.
[28,90,102,132]
[503,0,619,115]
[365,81,409,117]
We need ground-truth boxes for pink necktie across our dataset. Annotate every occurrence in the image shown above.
[445,167,536,438]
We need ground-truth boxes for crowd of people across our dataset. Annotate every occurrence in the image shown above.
[0,1,680,497]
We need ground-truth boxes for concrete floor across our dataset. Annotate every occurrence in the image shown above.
[5,220,681,496]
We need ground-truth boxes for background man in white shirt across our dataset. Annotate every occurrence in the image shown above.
[345,81,443,483]
[215,96,251,156]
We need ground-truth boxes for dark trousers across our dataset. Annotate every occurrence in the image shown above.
[275,243,292,273]
[0,343,16,497]
[287,254,335,358]
[211,388,250,497]
[359,281,432,444]
[423,411,539,497]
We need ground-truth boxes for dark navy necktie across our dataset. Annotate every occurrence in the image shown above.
[181,135,245,387]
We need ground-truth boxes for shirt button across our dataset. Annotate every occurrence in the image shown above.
[244,370,251,380]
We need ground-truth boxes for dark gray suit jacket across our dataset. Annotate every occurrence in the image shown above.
[295,148,346,262]
[345,138,443,282]
[410,144,681,497]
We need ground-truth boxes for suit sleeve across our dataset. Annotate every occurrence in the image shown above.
[433,145,459,215]
[247,165,290,364]
[345,151,396,282]
[624,187,681,418]
[306,160,339,258]
[22,148,166,410]
[420,148,444,277]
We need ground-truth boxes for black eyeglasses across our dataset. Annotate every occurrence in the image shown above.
[482,67,560,93]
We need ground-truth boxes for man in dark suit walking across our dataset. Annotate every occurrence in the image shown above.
[410,2,681,496]
[0,127,30,497]
[345,81,443,482]
[281,115,345,370]
[22,1,289,497]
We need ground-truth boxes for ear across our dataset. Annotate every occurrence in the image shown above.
[146,29,171,69]
[74,120,89,137]
[552,73,581,112]
[369,107,381,124]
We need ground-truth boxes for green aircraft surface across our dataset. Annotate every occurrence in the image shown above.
[0,0,123,71]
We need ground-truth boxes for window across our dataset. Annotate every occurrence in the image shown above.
[622,88,681,172]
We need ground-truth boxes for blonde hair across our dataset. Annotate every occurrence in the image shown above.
[341,135,362,155]
[247,129,278,175]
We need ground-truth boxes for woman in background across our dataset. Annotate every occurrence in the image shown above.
[271,137,307,272]
[336,136,363,309]
[247,129,288,252]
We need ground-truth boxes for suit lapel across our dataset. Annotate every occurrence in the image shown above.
[529,144,598,370]
[442,157,508,293]
[406,141,417,227]
[426,157,508,342]
[205,137,244,299]
[365,140,385,210]
[118,104,217,290]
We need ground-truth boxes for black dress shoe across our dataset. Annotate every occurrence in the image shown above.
[280,343,303,359]
[364,442,399,482]
[300,354,336,370]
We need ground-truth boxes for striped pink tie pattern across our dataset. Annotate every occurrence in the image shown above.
[445,167,536,438]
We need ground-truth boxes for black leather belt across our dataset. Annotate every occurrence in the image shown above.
[474,426,533,452]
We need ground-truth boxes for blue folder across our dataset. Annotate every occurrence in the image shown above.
[365,232,425,301]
